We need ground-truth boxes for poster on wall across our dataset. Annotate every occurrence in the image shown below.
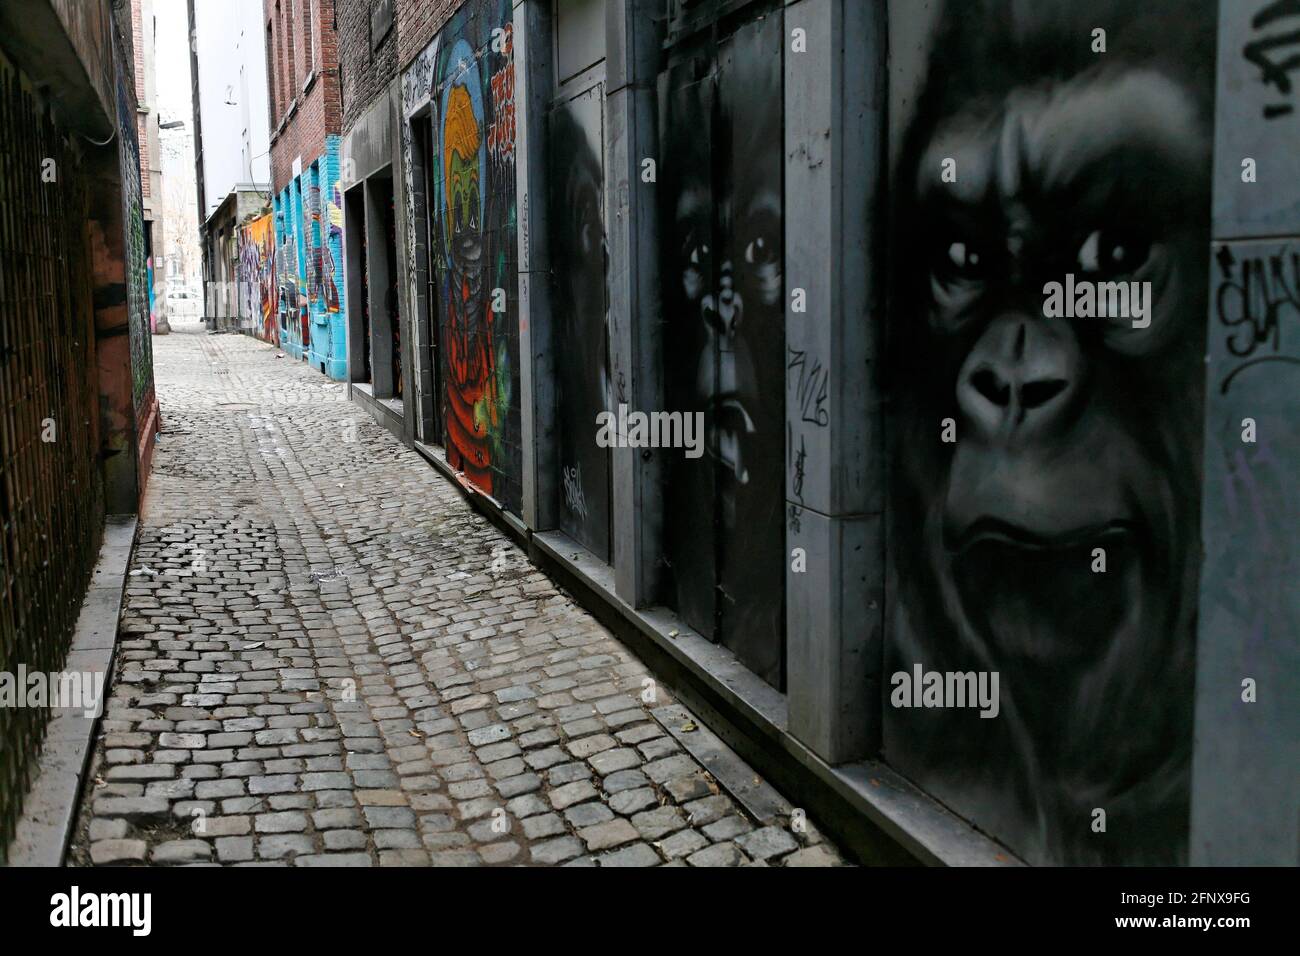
[883,0,1215,865]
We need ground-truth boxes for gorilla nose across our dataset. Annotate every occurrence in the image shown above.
[957,316,1080,440]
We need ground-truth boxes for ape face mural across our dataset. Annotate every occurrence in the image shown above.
[886,0,1215,864]
[549,91,612,560]
[660,15,786,688]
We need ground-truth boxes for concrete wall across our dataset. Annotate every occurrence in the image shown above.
[1191,0,1300,866]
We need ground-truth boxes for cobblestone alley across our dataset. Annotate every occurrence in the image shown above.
[70,320,843,867]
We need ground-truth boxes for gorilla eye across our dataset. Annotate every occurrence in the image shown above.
[744,235,778,266]
[1077,229,1149,276]
[944,241,984,276]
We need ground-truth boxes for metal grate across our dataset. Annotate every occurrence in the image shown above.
[0,49,105,853]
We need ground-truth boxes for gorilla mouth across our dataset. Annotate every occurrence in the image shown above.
[950,519,1144,669]
[709,395,756,484]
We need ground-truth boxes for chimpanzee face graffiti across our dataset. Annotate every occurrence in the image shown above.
[562,148,609,408]
[889,2,1213,865]
[674,179,782,497]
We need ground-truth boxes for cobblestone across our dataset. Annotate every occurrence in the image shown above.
[68,322,844,868]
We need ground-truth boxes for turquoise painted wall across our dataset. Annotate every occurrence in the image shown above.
[273,134,346,379]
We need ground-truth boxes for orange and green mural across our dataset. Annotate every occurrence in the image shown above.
[239,213,277,344]
[406,0,521,509]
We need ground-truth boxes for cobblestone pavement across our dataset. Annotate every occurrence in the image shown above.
[70,319,845,867]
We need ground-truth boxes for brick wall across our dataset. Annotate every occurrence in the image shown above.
[395,0,461,72]
[130,0,149,201]
[266,0,342,194]
[337,0,461,134]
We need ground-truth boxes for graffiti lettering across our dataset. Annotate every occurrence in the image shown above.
[487,23,515,165]
[1243,0,1300,118]
[1215,243,1300,392]
[787,347,829,426]
[562,462,588,521]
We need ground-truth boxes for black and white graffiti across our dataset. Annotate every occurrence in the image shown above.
[885,0,1216,865]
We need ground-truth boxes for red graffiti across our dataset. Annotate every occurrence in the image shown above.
[487,25,515,165]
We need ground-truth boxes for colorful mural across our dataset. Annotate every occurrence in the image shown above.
[271,136,346,378]
[405,0,522,510]
[884,0,1215,865]
[239,213,277,344]
[326,183,343,314]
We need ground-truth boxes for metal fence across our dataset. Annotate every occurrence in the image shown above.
[0,49,105,852]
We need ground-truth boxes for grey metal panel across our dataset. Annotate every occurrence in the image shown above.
[606,0,664,604]
[515,0,559,531]
[783,0,884,761]
[343,93,396,186]
[1188,0,1300,868]
[1191,237,1300,865]
[1212,1,1300,238]
[556,0,606,84]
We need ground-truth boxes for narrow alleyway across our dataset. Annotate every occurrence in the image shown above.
[70,319,842,867]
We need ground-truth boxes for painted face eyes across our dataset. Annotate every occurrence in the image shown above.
[948,241,978,271]
[937,239,990,282]
[744,235,779,267]
[1076,229,1149,277]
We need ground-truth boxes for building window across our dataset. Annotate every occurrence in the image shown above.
[303,0,315,76]
[283,2,296,99]
[266,22,278,126]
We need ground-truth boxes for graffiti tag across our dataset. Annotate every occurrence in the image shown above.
[1214,243,1300,393]
[787,347,829,426]
[562,462,589,521]
[1243,0,1300,118]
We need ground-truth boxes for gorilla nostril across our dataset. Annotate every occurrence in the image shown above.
[971,368,1012,407]
[1020,378,1068,410]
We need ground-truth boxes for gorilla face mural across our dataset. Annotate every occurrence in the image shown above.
[659,14,787,689]
[549,91,612,561]
[886,0,1215,865]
